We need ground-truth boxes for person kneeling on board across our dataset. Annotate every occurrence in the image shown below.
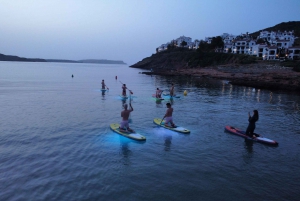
[246,110,259,138]
[120,103,134,133]
[163,103,176,128]
[156,88,163,98]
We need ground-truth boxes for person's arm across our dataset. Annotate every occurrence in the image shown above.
[248,115,256,123]
[129,103,133,111]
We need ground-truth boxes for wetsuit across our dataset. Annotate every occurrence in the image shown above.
[246,115,258,137]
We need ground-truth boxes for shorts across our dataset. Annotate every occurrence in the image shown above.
[164,116,173,124]
[120,120,129,129]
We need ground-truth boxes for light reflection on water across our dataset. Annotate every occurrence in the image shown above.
[0,62,300,201]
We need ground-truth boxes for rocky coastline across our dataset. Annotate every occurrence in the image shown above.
[136,63,300,92]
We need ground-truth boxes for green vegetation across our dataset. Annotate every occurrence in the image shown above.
[281,60,300,72]
[197,36,224,52]
[131,48,258,69]
[190,50,256,67]
[180,41,187,47]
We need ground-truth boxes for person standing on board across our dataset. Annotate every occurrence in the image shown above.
[170,83,175,97]
[120,103,134,133]
[156,88,163,98]
[122,84,127,96]
[246,110,259,137]
[163,103,176,128]
[101,79,109,90]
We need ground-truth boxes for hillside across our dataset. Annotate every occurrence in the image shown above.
[130,48,257,70]
[46,59,126,64]
[130,21,300,92]
[0,53,126,64]
[0,53,46,62]
[77,59,126,64]
[131,21,300,71]
[250,21,300,39]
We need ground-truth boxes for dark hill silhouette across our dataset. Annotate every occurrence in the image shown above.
[0,53,46,62]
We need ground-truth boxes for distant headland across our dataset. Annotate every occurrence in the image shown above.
[0,53,126,64]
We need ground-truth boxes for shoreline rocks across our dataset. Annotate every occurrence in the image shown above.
[139,64,300,92]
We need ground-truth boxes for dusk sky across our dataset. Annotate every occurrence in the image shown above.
[1,0,300,65]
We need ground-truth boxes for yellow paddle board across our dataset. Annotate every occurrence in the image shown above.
[153,118,190,134]
[110,123,146,141]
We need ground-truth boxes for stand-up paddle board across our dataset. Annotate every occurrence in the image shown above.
[152,94,164,100]
[153,118,190,134]
[162,94,180,99]
[224,125,278,146]
[110,123,146,141]
[119,95,128,99]
[101,89,108,92]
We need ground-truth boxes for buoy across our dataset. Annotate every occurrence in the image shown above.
[183,90,187,96]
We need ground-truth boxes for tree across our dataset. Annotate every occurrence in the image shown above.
[197,40,210,52]
[211,36,224,49]
[256,38,265,44]
[181,41,187,48]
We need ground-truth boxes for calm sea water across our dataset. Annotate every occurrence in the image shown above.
[0,61,299,201]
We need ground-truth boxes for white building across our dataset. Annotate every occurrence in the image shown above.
[175,36,192,47]
[258,30,295,47]
[156,30,298,61]
[232,39,256,54]
[157,43,169,52]
[156,36,198,52]
[288,47,300,60]
[204,37,212,44]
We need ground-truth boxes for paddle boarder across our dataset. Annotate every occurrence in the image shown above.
[163,103,176,128]
[122,84,127,96]
[246,110,259,138]
[101,80,109,90]
[120,103,134,133]
[156,88,163,98]
[170,83,175,97]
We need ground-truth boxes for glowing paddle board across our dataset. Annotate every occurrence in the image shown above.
[119,95,128,99]
[153,118,190,134]
[152,94,164,100]
[110,123,146,141]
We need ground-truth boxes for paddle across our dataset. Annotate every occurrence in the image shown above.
[160,117,165,125]
[128,92,132,123]
[158,89,163,98]
[119,81,133,95]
